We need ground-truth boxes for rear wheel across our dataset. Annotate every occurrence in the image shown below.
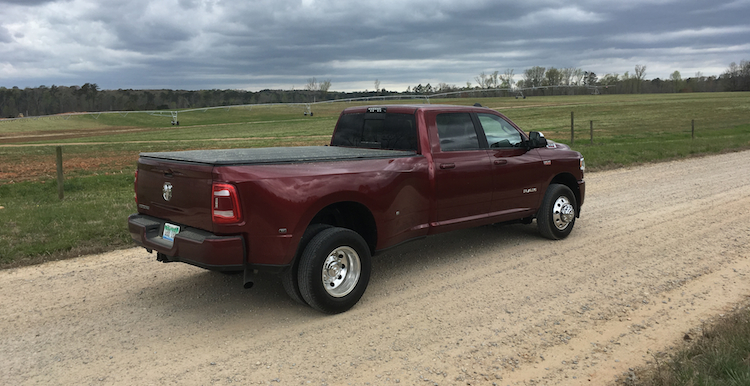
[297,227,371,314]
[537,184,577,240]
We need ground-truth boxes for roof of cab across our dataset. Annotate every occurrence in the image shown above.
[340,104,493,115]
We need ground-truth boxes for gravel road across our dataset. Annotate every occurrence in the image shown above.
[2,150,750,385]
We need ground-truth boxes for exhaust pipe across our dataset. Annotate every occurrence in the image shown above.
[243,267,255,289]
[241,241,253,289]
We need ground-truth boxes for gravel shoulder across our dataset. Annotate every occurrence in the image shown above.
[2,150,749,385]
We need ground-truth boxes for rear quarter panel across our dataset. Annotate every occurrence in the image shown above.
[215,155,431,265]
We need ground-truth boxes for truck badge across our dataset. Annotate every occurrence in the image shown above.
[162,182,173,201]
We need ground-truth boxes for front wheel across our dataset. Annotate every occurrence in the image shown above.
[537,184,577,240]
[297,227,371,314]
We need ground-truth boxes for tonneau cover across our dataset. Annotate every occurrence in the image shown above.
[140,146,416,166]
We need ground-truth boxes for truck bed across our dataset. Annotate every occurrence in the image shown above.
[140,146,417,166]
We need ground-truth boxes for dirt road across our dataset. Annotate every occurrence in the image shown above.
[2,150,749,385]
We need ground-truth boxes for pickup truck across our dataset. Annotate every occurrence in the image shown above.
[128,104,585,313]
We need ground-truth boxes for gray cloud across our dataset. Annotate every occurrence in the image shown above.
[0,25,12,43]
[1,0,748,91]
[0,0,58,5]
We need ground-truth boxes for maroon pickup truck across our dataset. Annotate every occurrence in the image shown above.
[128,104,585,313]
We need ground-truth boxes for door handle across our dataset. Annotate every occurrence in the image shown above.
[494,159,508,165]
[439,163,456,170]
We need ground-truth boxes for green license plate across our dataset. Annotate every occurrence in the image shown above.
[162,223,180,242]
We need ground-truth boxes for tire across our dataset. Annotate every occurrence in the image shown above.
[281,224,332,305]
[297,227,371,314]
[537,184,577,240]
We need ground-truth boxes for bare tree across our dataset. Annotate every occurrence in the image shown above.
[634,65,647,93]
[489,71,500,88]
[501,69,515,88]
[560,68,574,86]
[319,79,331,94]
[634,65,647,80]
[475,72,490,89]
[305,77,318,91]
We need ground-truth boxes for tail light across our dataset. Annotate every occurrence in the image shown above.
[212,183,243,224]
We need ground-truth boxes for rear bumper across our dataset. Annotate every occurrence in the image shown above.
[128,213,245,271]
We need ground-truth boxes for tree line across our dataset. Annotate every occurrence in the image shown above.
[406,61,750,95]
[0,83,355,119]
[2,61,749,118]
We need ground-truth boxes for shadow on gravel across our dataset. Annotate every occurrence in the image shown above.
[124,222,543,321]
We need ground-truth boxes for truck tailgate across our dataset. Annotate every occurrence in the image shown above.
[136,157,214,232]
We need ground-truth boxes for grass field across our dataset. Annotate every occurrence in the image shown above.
[1,92,749,266]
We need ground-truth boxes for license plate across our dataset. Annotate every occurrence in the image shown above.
[162,223,180,242]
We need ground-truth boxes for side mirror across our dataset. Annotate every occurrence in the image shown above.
[528,131,548,148]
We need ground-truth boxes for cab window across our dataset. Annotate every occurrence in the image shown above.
[477,113,523,148]
[331,112,418,151]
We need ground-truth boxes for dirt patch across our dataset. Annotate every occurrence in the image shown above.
[1,150,749,385]
[0,126,152,143]
[0,152,139,183]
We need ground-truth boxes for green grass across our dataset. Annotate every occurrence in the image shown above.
[619,305,750,385]
[491,93,750,169]
[0,173,136,267]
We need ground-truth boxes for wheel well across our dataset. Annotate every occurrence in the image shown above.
[550,173,581,212]
[308,202,377,254]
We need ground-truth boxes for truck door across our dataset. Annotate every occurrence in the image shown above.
[431,112,493,225]
[476,113,543,218]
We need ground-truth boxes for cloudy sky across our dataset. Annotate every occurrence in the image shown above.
[1,0,749,92]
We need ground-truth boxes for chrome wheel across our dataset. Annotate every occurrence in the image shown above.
[298,227,372,313]
[322,246,361,298]
[537,184,577,240]
[552,196,575,231]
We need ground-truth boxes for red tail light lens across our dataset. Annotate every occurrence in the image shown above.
[212,183,242,224]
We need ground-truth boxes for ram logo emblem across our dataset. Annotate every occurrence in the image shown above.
[162,182,173,201]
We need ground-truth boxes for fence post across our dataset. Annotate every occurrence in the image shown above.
[692,119,695,139]
[590,120,594,145]
[570,111,575,144]
[56,146,64,200]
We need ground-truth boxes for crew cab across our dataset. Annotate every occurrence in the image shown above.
[128,104,585,313]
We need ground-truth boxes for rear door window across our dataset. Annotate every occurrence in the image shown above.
[435,113,481,151]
